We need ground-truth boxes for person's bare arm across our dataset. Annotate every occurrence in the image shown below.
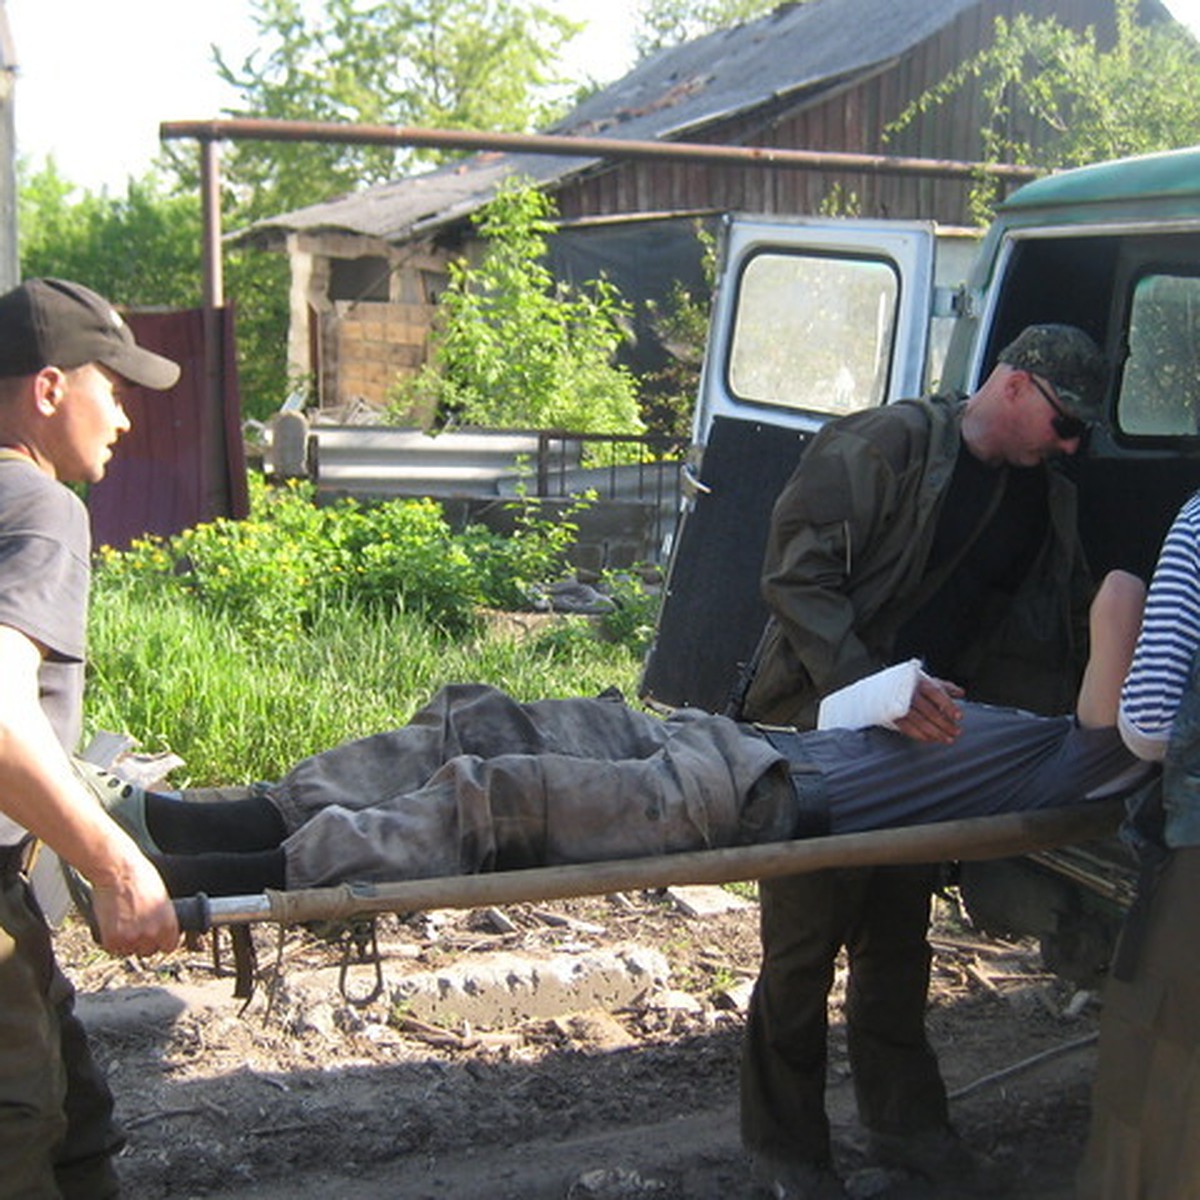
[0,625,178,956]
[1075,571,1146,731]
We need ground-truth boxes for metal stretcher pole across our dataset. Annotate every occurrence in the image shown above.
[172,800,1125,933]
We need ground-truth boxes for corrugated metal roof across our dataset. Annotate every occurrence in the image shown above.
[251,0,983,243]
[552,0,980,143]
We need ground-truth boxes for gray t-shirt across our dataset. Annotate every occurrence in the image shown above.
[0,455,90,844]
[774,702,1138,835]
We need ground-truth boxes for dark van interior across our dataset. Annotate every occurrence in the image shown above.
[983,231,1200,582]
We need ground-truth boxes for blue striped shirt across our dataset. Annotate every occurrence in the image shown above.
[1120,491,1200,758]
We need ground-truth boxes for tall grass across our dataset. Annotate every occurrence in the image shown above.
[86,585,644,785]
[85,478,657,784]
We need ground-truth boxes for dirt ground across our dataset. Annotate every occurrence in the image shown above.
[59,887,1101,1199]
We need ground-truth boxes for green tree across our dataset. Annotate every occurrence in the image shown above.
[888,0,1200,221]
[18,1,593,421]
[634,0,784,58]
[189,0,587,417]
[391,180,642,435]
[214,0,583,215]
[19,160,202,309]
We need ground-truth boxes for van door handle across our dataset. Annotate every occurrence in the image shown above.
[681,463,712,498]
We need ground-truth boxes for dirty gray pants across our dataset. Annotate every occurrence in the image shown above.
[269,684,791,889]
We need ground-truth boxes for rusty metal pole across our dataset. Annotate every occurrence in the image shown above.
[165,116,1040,502]
[200,138,224,307]
[165,118,1043,338]
[199,138,229,516]
[167,115,1040,358]
[162,116,1042,184]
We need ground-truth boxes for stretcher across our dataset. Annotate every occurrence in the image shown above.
[171,799,1126,933]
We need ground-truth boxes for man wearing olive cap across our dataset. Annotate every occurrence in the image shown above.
[735,324,1107,1197]
[0,279,182,1196]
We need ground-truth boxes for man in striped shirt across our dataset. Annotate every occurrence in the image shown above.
[1115,489,1200,759]
[1080,488,1200,1197]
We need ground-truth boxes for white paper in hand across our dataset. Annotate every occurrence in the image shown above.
[817,659,925,731]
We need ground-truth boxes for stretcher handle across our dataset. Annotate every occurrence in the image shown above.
[174,893,212,933]
[173,891,273,931]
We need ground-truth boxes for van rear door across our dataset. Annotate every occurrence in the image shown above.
[641,216,939,712]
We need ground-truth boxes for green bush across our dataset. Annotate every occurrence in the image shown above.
[93,476,645,647]
[88,476,658,781]
[461,489,592,611]
[595,571,660,657]
[390,180,643,435]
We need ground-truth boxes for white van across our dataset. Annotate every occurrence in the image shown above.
[641,146,1200,982]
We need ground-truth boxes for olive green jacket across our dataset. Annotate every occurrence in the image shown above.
[739,395,1093,728]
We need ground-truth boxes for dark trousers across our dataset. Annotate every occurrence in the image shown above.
[0,861,122,1198]
[740,863,948,1166]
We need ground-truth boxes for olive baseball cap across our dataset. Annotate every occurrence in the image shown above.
[998,324,1106,418]
[0,278,181,390]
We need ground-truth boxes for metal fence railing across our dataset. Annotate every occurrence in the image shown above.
[286,423,687,565]
[524,432,686,560]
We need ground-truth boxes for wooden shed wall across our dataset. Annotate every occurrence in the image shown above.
[555,0,1123,227]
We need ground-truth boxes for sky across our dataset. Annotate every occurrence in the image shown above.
[7,0,1200,195]
[3,0,641,194]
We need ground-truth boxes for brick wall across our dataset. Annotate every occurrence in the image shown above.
[325,299,437,411]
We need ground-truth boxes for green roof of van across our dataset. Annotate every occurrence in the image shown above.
[1001,146,1200,212]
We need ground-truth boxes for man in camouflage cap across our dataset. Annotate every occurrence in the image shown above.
[998,322,1107,436]
[739,324,1104,1198]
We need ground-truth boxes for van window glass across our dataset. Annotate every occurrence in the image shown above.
[1119,273,1200,437]
[726,251,899,416]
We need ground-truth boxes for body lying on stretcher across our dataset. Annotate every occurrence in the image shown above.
[55,571,1151,919]
[73,570,1153,905]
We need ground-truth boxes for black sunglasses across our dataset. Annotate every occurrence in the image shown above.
[1029,374,1090,441]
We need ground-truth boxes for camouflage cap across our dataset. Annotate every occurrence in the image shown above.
[998,324,1106,418]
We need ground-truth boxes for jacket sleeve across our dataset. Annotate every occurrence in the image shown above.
[759,421,904,698]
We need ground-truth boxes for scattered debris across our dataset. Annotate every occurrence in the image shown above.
[567,1166,670,1197]
[948,1031,1099,1101]
[665,885,753,918]
[391,944,669,1026]
[530,907,608,934]
[550,1010,638,1051]
[652,988,704,1015]
[482,906,518,934]
[59,890,1103,1197]
[712,978,755,1012]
